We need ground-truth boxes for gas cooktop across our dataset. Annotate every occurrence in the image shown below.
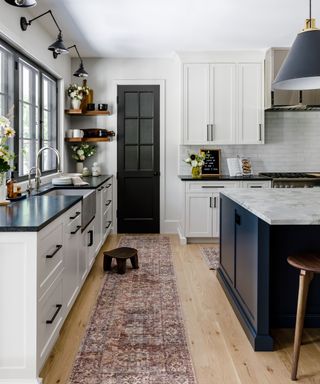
[259,172,317,179]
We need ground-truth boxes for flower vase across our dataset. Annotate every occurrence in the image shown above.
[191,166,201,178]
[71,98,81,110]
[0,173,7,201]
[76,162,84,174]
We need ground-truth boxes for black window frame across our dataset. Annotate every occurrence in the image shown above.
[0,37,59,181]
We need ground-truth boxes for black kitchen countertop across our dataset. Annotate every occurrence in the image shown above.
[178,174,272,181]
[0,175,113,232]
[0,195,82,232]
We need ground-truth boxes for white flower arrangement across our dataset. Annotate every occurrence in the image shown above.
[71,143,96,162]
[67,83,89,101]
[184,152,205,168]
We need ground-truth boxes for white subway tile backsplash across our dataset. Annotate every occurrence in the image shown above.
[179,111,320,175]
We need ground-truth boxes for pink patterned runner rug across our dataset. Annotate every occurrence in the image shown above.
[69,235,197,384]
[200,247,220,270]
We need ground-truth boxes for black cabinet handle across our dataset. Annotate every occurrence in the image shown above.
[201,186,225,188]
[88,230,94,246]
[235,212,241,225]
[71,225,81,235]
[209,197,213,208]
[214,196,217,208]
[69,211,81,220]
[46,304,62,324]
[105,184,112,189]
[46,244,62,259]
[105,200,111,206]
[98,187,104,191]
[250,186,262,188]
[105,221,112,229]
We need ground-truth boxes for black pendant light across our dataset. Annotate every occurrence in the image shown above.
[273,0,320,90]
[5,0,37,7]
[20,10,69,56]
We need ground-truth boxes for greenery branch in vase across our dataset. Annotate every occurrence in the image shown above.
[70,143,96,174]
[0,116,15,201]
[184,152,205,178]
[67,83,89,110]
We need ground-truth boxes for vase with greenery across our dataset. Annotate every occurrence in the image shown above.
[67,83,90,110]
[70,143,96,173]
[184,152,205,178]
[0,116,15,201]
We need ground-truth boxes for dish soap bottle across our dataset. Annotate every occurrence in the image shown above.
[7,172,18,199]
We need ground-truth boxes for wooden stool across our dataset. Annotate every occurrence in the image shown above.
[103,247,139,274]
[287,253,320,380]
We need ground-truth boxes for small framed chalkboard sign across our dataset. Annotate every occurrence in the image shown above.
[200,149,221,176]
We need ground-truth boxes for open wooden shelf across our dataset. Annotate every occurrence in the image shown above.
[64,137,111,143]
[65,109,111,116]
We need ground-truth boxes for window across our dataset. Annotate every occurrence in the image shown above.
[0,39,58,179]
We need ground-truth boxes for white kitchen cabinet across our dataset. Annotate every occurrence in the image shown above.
[63,208,81,314]
[182,61,264,145]
[238,63,264,144]
[180,179,271,243]
[183,64,210,144]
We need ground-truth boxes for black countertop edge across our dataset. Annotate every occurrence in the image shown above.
[0,196,82,232]
[30,174,113,196]
[178,175,273,181]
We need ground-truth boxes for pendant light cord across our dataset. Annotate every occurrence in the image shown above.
[309,0,312,26]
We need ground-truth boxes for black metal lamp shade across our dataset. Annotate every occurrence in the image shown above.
[5,0,37,7]
[73,62,88,77]
[48,32,69,55]
[273,29,320,90]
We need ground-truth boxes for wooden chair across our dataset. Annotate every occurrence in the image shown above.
[287,253,320,380]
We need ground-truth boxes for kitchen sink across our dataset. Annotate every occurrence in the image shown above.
[42,188,96,230]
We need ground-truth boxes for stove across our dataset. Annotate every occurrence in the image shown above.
[259,172,320,188]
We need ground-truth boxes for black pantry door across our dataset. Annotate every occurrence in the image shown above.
[117,85,160,233]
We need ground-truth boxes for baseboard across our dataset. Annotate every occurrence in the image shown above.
[187,237,219,244]
[161,220,179,234]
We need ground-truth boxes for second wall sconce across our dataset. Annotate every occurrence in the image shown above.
[5,0,37,7]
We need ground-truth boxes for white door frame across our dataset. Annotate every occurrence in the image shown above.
[113,79,166,233]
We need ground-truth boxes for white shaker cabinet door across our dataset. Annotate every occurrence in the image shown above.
[210,64,236,144]
[183,64,210,144]
[186,193,213,237]
[238,63,264,144]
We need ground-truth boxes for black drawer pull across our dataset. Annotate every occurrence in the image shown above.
[69,211,80,220]
[105,200,112,206]
[106,221,112,229]
[105,184,112,189]
[250,186,262,188]
[46,304,62,324]
[46,244,62,259]
[98,187,104,191]
[201,186,225,188]
[88,230,94,247]
[71,225,81,235]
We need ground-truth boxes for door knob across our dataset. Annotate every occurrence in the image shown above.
[153,171,160,176]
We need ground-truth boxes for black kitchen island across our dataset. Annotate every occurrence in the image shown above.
[218,189,320,351]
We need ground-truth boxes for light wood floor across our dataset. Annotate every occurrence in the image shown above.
[41,234,320,384]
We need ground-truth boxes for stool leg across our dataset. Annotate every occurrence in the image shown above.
[103,256,112,271]
[130,254,139,269]
[116,258,127,274]
[291,270,314,381]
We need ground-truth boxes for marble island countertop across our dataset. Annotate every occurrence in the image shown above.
[221,188,320,225]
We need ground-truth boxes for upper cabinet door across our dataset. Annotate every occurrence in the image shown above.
[238,63,264,144]
[210,64,236,144]
[183,64,210,144]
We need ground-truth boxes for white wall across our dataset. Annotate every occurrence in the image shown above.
[71,57,181,233]
[0,2,72,174]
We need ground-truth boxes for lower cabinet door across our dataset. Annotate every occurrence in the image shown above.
[38,270,64,369]
[235,205,258,326]
[186,193,213,237]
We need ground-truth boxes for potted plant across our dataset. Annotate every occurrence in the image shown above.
[67,83,89,110]
[0,116,15,201]
[184,152,205,178]
[70,143,96,173]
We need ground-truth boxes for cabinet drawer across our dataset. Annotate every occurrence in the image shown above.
[38,270,64,369]
[186,181,240,192]
[38,220,64,297]
[242,181,271,188]
[66,203,82,223]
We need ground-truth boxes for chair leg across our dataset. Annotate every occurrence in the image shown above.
[291,270,314,381]
[103,255,112,271]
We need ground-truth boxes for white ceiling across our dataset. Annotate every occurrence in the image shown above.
[25,0,320,58]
